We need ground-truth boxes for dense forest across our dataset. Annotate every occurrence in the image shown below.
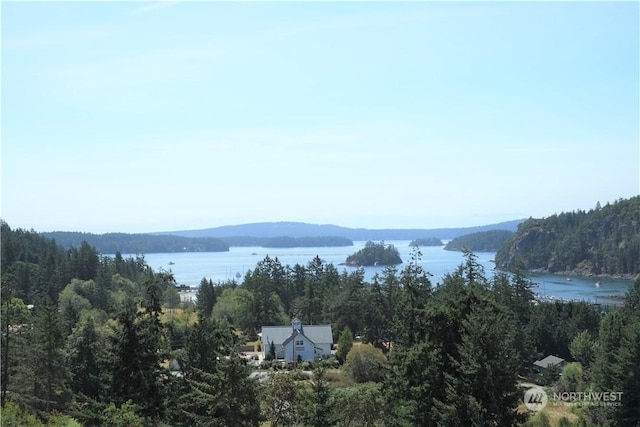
[41,231,229,254]
[444,230,514,252]
[344,241,402,266]
[2,219,640,426]
[496,197,640,278]
[41,232,353,252]
[409,237,443,247]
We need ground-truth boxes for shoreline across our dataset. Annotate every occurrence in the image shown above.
[526,268,638,282]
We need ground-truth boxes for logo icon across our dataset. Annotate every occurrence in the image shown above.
[524,387,548,412]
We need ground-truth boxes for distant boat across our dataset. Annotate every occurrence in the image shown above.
[566,277,572,281]
[168,261,175,265]
[595,281,601,288]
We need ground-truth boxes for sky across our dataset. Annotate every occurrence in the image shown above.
[1,1,639,234]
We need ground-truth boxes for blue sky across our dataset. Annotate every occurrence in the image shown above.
[2,1,638,233]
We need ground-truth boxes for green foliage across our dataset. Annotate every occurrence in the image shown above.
[212,287,254,329]
[345,241,402,266]
[557,362,584,393]
[569,330,597,368]
[444,229,513,252]
[331,383,383,427]
[195,277,216,317]
[59,283,93,335]
[540,362,561,386]
[332,270,368,340]
[266,340,276,361]
[23,298,72,417]
[261,373,299,426]
[102,400,145,427]
[384,256,525,426]
[345,344,388,383]
[496,196,640,275]
[41,231,230,254]
[297,367,333,427]
[3,219,640,426]
[65,314,102,399]
[105,280,166,421]
[46,412,83,427]
[0,400,45,427]
[523,411,551,427]
[527,300,601,361]
[336,327,353,364]
[592,307,640,425]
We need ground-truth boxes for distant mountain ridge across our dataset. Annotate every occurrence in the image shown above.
[153,219,524,241]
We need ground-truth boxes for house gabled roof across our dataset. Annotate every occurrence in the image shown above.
[262,324,333,346]
[533,355,565,369]
[282,329,316,347]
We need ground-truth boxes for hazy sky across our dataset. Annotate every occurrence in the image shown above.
[2,1,638,233]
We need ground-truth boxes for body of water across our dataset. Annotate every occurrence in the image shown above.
[129,241,633,305]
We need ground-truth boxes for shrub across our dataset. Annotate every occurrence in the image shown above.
[344,344,388,383]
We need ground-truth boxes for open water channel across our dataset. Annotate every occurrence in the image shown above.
[130,240,633,306]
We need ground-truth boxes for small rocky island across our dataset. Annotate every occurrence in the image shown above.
[343,241,402,266]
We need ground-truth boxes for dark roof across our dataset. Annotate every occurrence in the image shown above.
[533,355,565,369]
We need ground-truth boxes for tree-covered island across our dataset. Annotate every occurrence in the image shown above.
[343,241,402,266]
[409,237,443,247]
[444,230,513,252]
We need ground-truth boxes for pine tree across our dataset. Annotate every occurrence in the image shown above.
[106,279,165,422]
[336,326,353,364]
[65,314,101,399]
[26,297,72,417]
[196,277,215,317]
[168,315,260,426]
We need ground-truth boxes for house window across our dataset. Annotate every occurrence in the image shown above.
[295,340,304,346]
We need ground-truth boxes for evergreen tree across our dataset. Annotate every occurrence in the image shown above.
[384,254,523,426]
[336,326,353,364]
[299,367,334,427]
[26,297,72,417]
[106,279,165,422]
[196,277,216,318]
[168,315,260,426]
[65,314,102,400]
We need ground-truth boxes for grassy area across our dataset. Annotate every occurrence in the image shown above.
[519,399,581,426]
[159,306,198,324]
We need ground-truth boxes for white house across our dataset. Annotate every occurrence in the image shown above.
[261,318,333,362]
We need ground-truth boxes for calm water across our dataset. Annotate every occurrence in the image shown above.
[127,240,633,305]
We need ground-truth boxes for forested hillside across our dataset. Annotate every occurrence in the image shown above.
[154,219,524,240]
[3,219,640,426]
[444,230,513,252]
[41,231,229,254]
[496,197,640,277]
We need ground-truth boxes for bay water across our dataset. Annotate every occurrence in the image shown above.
[134,240,633,305]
